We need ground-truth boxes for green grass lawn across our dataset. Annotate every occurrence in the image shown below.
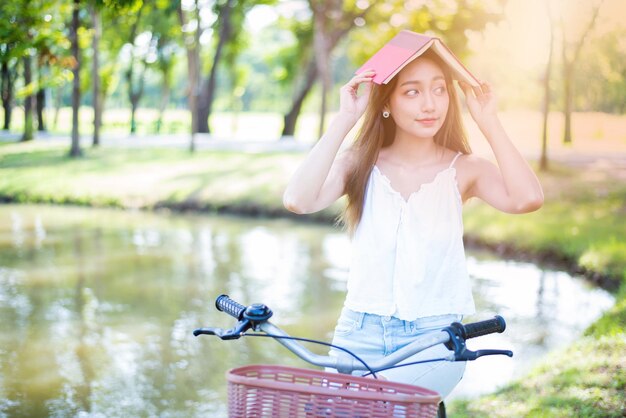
[450,331,626,417]
[2,107,326,142]
[0,139,624,416]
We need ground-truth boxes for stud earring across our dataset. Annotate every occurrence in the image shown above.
[382,111,390,118]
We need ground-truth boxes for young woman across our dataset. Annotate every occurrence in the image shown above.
[282,48,543,398]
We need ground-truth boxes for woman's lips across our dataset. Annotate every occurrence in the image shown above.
[416,118,438,126]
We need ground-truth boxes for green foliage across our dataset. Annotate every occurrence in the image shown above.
[580,238,626,279]
[4,0,626,118]
[574,29,626,113]
[1,0,74,97]
[463,164,626,288]
[449,334,626,417]
[102,0,143,13]
[585,283,626,337]
[347,0,505,67]
[264,16,314,87]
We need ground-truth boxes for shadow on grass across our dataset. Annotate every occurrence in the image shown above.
[0,149,73,169]
[0,144,192,173]
[159,154,289,207]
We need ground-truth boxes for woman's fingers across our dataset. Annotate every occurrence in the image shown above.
[356,69,376,80]
[459,80,495,104]
[340,71,375,108]
[458,81,475,98]
[344,70,375,90]
[339,71,375,118]
[357,78,373,103]
[459,79,493,98]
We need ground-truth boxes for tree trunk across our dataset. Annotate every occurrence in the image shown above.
[125,5,145,135]
[21,55,34,142]
[196,0,235,134]
[156,78,171,134]
[1,59,14,130]
[127,68,137,135]
[295,1,367,140]
[281,55,317,137]
[91,5,101,146]
[36,88,45,131]
[313,10,331,139]
[562,65,572,144]
[559,1,603,146]
[540,2,555,171]
[177,0,201,152]
[69,0,82,157]
[53,85,63,130]
[127,59,148,135]
[129,99,137,134]
[130,60,146,135]
[36,63,46,132]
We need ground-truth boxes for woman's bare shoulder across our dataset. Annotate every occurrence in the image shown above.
[452,153,490,196]
[455,153,493,171]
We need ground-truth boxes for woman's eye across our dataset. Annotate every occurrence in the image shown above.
[405,89,418,96]
[434,86,447,95]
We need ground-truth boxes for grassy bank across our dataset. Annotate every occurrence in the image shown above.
[1,140,625,415]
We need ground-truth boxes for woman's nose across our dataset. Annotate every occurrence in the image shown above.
[421,92,435,112]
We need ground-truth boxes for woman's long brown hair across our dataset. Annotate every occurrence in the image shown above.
[341,49,472,234]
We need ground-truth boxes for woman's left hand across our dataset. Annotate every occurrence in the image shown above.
[459,81,498,129]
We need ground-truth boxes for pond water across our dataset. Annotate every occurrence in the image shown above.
[0,205,614,417]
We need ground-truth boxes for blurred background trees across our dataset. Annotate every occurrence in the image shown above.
[0,0,624,157]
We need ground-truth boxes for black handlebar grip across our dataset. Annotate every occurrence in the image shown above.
[462,315,506,339]
[215,294,246,320]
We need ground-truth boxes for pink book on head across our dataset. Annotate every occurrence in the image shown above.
[356,30,480,87]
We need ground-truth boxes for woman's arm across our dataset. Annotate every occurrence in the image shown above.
[283,71,375,214]
[459,81,544,214]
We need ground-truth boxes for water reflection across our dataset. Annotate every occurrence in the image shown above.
[452,256,615,399]
[0,205,614,416]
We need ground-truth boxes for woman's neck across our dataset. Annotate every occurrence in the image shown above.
[385,132,442,166]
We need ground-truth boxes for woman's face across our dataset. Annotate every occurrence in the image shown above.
[387,57,450,140]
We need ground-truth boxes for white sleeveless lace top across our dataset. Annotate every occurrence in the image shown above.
[344,152,476,320]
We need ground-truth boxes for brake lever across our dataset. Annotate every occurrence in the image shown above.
[455,349,513,361]
[193,319,252,340]
[443,324,513,361]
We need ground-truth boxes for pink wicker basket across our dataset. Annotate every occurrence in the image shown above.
[226,364,441,417]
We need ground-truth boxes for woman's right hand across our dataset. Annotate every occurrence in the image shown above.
[284,72,374,214]
[338,70,375,123]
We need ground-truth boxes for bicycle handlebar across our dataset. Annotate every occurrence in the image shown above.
[462,315,506,339]
[214,294,506,342]
[216,294,246,320]
[195,295,513,373]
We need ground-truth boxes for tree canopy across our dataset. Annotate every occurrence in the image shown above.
[0,0,623,150]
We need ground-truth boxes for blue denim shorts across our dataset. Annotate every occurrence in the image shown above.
[328,307,466,398]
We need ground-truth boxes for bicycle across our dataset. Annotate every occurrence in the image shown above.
[194,294,513,417]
